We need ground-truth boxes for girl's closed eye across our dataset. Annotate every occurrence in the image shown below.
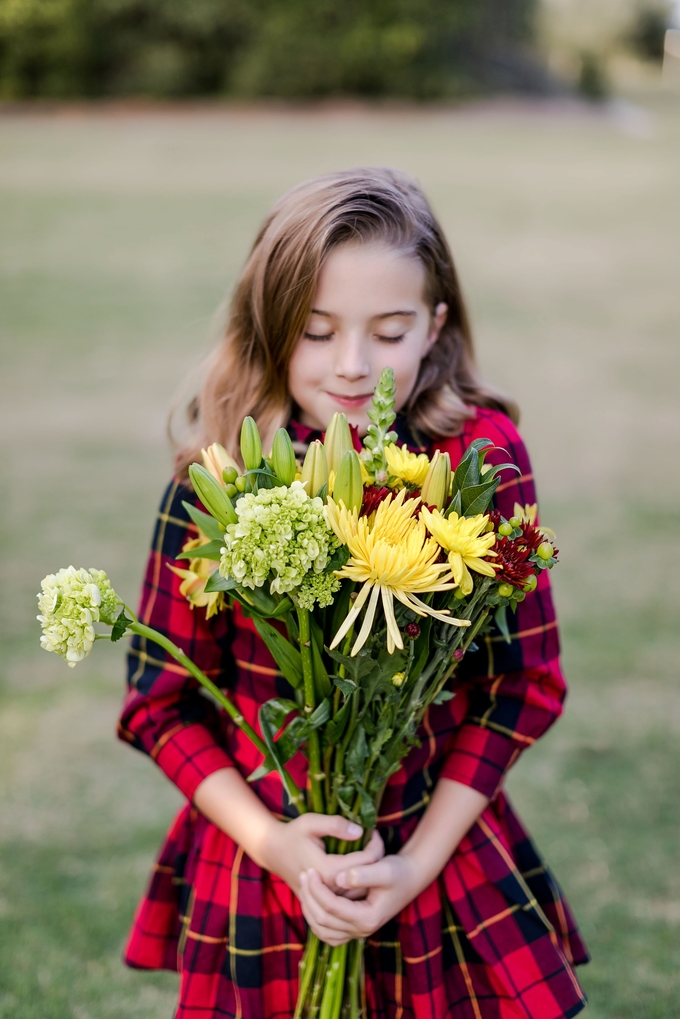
[304,331,334,341]
[376,332,405,344]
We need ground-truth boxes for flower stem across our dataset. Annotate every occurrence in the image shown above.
[297,607,325,814]
[128,620,306,813]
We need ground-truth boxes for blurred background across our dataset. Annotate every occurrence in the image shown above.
[1,1,679,1017]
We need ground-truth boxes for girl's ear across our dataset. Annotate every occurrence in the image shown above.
[425,302,448,353]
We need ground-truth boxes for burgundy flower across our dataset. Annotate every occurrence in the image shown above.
[519,521,545,553]
[360,486,421,517]
[492,536,535,588]
[405,623,421,639]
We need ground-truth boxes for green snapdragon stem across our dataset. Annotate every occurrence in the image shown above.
[128,620,306,814]
[296,607,325,815]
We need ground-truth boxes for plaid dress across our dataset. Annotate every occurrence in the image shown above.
[118,407,589,1019]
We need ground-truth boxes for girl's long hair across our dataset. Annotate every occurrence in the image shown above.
[172,167,518,477]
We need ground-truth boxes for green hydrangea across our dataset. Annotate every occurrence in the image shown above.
[37,566,120,668]
[297,571,341,610]
[220,481,340,606]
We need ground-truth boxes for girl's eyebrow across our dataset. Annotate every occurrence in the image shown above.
[310,308,416,319]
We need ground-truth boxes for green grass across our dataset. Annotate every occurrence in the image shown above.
[1,94,679,1017]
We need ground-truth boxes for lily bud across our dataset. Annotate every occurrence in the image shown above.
[324,412,354,475]
[420,450,451,510]
[240,416,263,472]
[201,442,239,485]
[332,449,363,512]
[300,440,329,498]
[188,463,237,527]
[270,428,297,486]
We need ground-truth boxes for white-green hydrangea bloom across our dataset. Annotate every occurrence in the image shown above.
[37,566,120,668]
[297,571,341,610]
[220,481,340,606]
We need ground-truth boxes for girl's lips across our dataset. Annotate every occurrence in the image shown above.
[327,392,373,408]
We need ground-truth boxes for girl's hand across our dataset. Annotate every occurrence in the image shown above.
[259,814,385,897]
[298,852,422,947]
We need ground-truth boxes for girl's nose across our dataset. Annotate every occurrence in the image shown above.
[333,334,370,381]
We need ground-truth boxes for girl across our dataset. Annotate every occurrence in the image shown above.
[118,168,589,1019]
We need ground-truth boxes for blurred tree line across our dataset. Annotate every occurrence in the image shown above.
[0,0,551,100]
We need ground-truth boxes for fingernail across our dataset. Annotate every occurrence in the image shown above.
[336,871,347,888]
[300,871,307,885]
[347,823,362,838]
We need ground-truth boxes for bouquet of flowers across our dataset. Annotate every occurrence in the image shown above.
[37,368,558,1019]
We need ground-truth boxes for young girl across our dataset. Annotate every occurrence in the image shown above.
[118,168,589,1019]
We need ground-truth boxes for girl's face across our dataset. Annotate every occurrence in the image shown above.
[288,241,448,434]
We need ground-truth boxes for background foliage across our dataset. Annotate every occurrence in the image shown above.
[0,0,545,99]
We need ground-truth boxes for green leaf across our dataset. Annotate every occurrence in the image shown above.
[310,616,332,699]
[357,787,377,829]
[252,617,304,689]
[479,461,520,483]
[322,696,353,746]
[332,676,356,697]
[111,608,132,643]
[461,480,500,516]
[234,586,292,618]
[176,540,223,562]
[256,698,301,797]
[324,544,351,574]
[204,571,239,593]
[446,490,462,517]
[346,726,368,774]
[453,445,481,492]
[181,501,224,543]
[494,604,512,644]
[432,688,455,705]
[308,698,331,728]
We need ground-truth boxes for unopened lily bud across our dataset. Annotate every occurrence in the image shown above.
[201,442,239,485]
[324,412,354,475]
[332,449,363,512]
[300,440,329,498]
[188,463,237,527]
[240,416,263,472]
[270,428,297,486]
[421,450,451,510]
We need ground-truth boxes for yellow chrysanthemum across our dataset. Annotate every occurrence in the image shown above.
[168,534,226,619]
[420,506,498,597]
[384,443,431,489]
[325,490,469,656]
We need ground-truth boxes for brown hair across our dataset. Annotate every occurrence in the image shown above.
[173,167,518,477]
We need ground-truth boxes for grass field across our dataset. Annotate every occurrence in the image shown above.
[1,93,679,1018]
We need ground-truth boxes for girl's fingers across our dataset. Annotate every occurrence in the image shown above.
[320,829,384,885]
[301,814,363,843]
[306,869,373,925]
[299,872,356,936]
[336,829,385,869]
[336,858,395,891]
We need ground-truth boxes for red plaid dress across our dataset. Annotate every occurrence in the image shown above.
[118,407,589,1019]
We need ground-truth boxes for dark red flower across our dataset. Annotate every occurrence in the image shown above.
[519,521,544,553]
[349,423,363,453]
[360,486,421,517]
[360,486,392,516]
[405,623,421,639]
[492,536,535,588]
[486,509,504,531]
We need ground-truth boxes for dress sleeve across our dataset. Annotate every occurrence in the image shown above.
[117,479,236,801]
[433,409,567,801]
